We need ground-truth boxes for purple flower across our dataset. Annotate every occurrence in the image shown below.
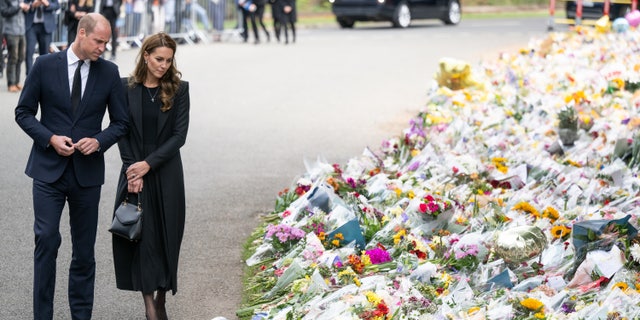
[455,251,467,259]
[365,248,392,264]
[333,256,343,268]
[346,177,357,189]
[407,161,421,172]
[454,244,479,259]
[561,302,575,313]
[408,119,426,138]
[465,244,479,256]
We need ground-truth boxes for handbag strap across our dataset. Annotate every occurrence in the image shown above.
[123,193,142,211]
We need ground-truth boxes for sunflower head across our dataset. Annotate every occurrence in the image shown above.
[551,225,571,239]
[612,282,629,292]
[520,297,544,311]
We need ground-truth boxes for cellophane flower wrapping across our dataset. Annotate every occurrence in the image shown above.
[239,25,640,319]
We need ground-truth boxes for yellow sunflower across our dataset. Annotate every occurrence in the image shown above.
[542,206,560,221]
[612,282,629,292]
[564,159,582,168]
[393,229,406,245]
[491,157,509,174]
[520,297,544,311]
[550,225,571,239]
[468,306,481,315]
[513,201,540,218]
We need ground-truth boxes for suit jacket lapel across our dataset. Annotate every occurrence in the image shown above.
[157,82,183,137]
[57,52,73,117]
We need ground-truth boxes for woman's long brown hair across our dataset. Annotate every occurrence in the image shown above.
[128,32,182,112]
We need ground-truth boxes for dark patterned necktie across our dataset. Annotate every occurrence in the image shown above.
[36,6,42,19]
[71,60,84,114]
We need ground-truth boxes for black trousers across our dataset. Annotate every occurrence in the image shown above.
[32,161,101,320]
[239,7,259,42]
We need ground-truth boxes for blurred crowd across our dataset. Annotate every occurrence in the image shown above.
[0,0,296,92]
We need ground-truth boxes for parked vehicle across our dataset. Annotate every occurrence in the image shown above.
[565,0,631,20]
[329,0,461,28]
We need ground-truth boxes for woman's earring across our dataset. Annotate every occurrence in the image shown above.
[144,60,148,64]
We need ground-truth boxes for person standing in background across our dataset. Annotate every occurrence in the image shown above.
[99,0,120,60]
[237,0,257,43]
[273,0,294,43]
[163,0,176,33]
[253,0,269,42]
[65,0,94,46]
[0,15,4,79]
[15,13,128,319]
[182,0,211,34]
[0,0,28,92]
[208,0,225,41]
[24,0,59,75]
[191,0,211,32]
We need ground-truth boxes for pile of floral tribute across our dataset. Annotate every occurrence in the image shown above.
[238,22,640,320]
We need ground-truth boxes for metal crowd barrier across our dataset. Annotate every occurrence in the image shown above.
[51,0,241,52]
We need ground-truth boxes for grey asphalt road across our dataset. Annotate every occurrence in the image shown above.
[0,17,564,319]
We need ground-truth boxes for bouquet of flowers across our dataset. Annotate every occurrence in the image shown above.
[418,194,452,218]
[265,223,306,254]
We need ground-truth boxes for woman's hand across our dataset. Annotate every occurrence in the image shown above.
[126,161,151,183]
[128,178,144,193]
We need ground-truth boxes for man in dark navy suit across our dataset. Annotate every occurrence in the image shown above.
[15,13,128,320]
[24,0,59,75]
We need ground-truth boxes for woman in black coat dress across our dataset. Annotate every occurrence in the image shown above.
[113,32,190,320]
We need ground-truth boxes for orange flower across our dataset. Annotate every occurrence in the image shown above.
[326,177,340,191]
[277,188,289,197]
[347,254,365,274]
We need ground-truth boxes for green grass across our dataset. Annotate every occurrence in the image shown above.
[237,225,269,320]
[463,9,550,19]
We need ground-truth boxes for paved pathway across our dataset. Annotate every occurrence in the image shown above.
[0,18,559,319]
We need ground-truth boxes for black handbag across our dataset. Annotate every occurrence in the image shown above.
[109,194,143,241]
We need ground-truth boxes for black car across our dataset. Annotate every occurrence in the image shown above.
[565,0,631,20]
[329,0,461,28]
